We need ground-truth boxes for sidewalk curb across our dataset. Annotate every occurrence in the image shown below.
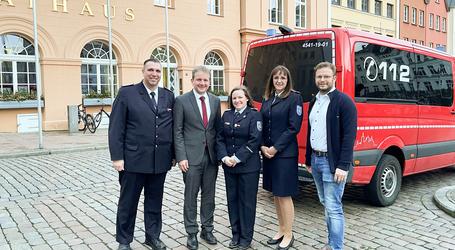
[0,145,108,159]
[433,186,455,217]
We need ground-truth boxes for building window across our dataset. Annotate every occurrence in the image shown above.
[429,13,434,29]
[403,37,409,41]
[154,0,173,7]
[435,15,440,31]
[204,51,224,93]
[429,42,433,48]
[295,0,306,28]
[347,0,355,9]
[411,8,416,24]
[374,0,382,16]
[362,0,369,12]
[151,47,178,92]
[207,0,221,15]
[420,41,424,45]
[332,0,340,5]
[0,34,36,95]
[403,5,409,22]
[442,17,446,32]
[411,39,416,43]
[269,0,283,24]
[80,40,117,96]
[419,10,424,27]
[386,4,393,18]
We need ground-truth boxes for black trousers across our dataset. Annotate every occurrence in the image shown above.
[225,171,259,246]
[116,171,167,244]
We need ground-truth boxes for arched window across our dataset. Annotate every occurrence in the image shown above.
[204,51,224,93]
[80,40,117,96]
[0,34,36,94]
[151,47,178,93]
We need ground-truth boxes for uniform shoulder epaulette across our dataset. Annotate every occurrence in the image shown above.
[250,107,258,111]
[161,87,173,93]
[291,89,301,94]
[122,83,134,87]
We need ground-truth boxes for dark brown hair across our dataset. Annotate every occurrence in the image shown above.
[229,85,254,109]
[263,65,294,100]
[314,62,336,76]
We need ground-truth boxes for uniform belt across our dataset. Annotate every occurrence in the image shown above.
[313,150,328,157]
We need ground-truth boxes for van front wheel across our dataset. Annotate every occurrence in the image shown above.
[365,154,402,206]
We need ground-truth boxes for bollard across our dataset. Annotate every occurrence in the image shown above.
[67,105,79,133]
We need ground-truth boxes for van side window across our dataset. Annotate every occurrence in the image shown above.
[416,54,453,107]
[354,42,417,102]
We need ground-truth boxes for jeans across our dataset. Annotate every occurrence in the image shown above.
[311,154,346,250]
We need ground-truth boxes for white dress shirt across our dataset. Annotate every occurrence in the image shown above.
[309,87,336,152]
[193,89,211,120]
[143,83,158,105]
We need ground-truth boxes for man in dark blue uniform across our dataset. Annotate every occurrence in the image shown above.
[109,58,174,250]
[216,86,262,250]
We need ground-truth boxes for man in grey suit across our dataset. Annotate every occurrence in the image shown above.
[174,66,221,250]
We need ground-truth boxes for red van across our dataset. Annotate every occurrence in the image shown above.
[242,28,455,206]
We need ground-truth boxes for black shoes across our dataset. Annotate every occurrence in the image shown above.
[200,231,218,245]
[117,243,131,250]
[144,238,167,250]
[276,235,294,250]
[187,234,198,250]
[267,235,284,245]
[228,239,239,249]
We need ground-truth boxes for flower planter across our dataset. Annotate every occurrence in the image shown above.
[83,98,113,106]
[0,100,45,109]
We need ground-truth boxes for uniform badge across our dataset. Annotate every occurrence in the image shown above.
[224,122,230,125]
[296,105,302,116]
[257,121,262,131]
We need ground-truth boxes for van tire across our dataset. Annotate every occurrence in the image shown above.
[365,154,402,206]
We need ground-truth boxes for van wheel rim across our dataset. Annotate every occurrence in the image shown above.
[380,166,397,198]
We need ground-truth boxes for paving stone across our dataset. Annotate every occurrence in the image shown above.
[0,151,454,249]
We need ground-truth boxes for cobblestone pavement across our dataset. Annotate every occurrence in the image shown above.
[0,150,454,250]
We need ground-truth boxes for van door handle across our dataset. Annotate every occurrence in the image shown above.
[451,110,455,115]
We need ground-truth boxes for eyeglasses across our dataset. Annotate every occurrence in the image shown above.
[315,75,335,80]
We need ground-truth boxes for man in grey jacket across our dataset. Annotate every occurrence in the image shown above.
[173,66,222,250]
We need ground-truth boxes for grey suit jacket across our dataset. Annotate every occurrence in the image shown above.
[174,90,221,166]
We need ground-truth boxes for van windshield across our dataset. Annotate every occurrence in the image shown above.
[243,38,333,103]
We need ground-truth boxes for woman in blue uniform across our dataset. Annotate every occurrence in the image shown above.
[261,65,303,250]
[216,85,262,250]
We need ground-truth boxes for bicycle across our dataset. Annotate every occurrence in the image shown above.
[77,104,96,133]
[93,104,111,131]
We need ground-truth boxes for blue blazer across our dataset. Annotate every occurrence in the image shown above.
[261,91,303,158]
[216,107,262,174]
[305,89,357,173]
[109,83,175,174]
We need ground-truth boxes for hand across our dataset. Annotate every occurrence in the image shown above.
[334,168,348,183]
[268,146,277,158]
[112,160,124,172]
[222,156,234,167]
[305,164,312,174]
[228,157,237,167]
[179,160,189,172]
[261,146,272,159]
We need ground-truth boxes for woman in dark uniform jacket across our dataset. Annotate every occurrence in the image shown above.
[216,86,262,250]
[261,65,303,250]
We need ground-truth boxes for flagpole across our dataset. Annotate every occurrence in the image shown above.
[107,0,114,100]
[164,0,173,93]
[32,0,43,149]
